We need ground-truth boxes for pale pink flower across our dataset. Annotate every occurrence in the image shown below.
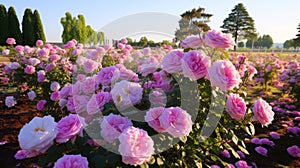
[208,60,241,91]
[14,150,39,160]
[117,43,125,49]
[159,107,193,137]
[111,80,143,110]
[182,50,210,80]
[96,66,120,86]
[118,126,154,166]
[36,40,43,47]
[27,91,37,101]
[54,154,88,168]
[83,59,99,73]
[49,54,61,62]
[121,38,128,44]
[5,96,17,108]
[180,35,203,49]
[81,77,98,95]
[116,64,139,82]
[226,93,246,120]
[100,114,133,142]
[255,146,268,156]
[36,100,47,111]
[6,38,16,45]
[45,63,56,72]
[50,82,60,92]
[37,70,46,82]
[56,114,84,143]
[138,57,160,77]
[145,107,166,132]
[15,45,24,52]
[66,97,75,113]
[2,49,10,56]
[204,30,235,50]
[87,92,111,115]
[24,65,35,74]
[29,58,41,66]
[18,116,58,153]
[149,89,166,107]
[59,85,72,99]
[252,98,274,126]
[143,47,151,55]
[73,95,89,113]
[287,145,300,157]
[162,50,184,73]
[37,48,50,57]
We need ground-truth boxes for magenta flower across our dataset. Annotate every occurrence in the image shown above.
[50,91,60,101]
[100,114,133,142]
[36,100,46,111]
[181,50,210,80]
[255,146,268,156]
[269,131,280,139]
[24,65,35,74]
[6,38,16,45]
[226,93,246,120]
[56,114,84,143]
[96,66,120,86]
[287,145,300,157]
[208,60,241,91]
[118,126,154,166]
[54,154,88,168]
[250,137,261,145]
[235,160,251,168]
[204,30,235,50]
[220,149,231,158]
[36,40,43,47]
[252,98,274,127]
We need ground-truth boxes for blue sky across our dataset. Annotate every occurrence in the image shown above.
[1,0,300,43]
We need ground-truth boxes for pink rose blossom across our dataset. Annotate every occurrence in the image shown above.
[45,63,56,72]
[143,47,151,55]
[36,40,43,47]
[145,107,167,132]
[81,77,98,95]
[269,131,280,139]
[162,50,184,73]
[100,114,133,142]
[180,35,203,49]
[235,160,251,168]
[49,54,61,62]
[56,114,84,143]
[37,48,50,57]
[181,50,210,80]
[5,96,17,108]
[83,59,99,73]
[36,100,46,111]
[6,38,16,45]
[138,57,160,77]
[67,97,75,113]
[226,93,246,120]
[255,146,268,156]
[50,91,60,101]
[252,98,274,126]
[14,150,39,160]
[208,60,241,91]
[287,145,300,157]
[15,45,24,52]
[27,91,37,101]
[116,64,139,82]
[29,58,41,66]
[118,126,154,166]
[149,89,166,107]
[73,95,89,113]
[220,149,231,158]
[37,70,46,82]
[160,107,193,137]
[50,82,60,92]
[54,154,88,168]
[2,49,10,56]
[117,43,125,49]
[96,66,120,86]
[121,38,128,44]
[24,65,35,74]
[204,30,235,50]
[87,92,111,115]
[59,85,72,99]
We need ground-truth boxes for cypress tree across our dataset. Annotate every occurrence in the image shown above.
[0,4,8,45]
[33,10,46,43]
[22,8,35,46]
[8,7,22,44]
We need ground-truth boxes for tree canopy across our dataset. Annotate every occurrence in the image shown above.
[175,7,212,41]
[22,8,35,46]
[221,3,256,50]
[8,7,22,44]
[33,10,46,43]
[0,4,8,45]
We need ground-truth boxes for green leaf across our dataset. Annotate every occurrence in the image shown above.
[219,49,229,59]
[237,145,249,155]
[156,157,164,166]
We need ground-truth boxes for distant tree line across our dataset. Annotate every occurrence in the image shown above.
[126,37,175,48]
[283,23,300,49]
[0,4,46,46]
[60,12,104,46]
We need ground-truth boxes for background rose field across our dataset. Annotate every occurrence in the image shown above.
[0,30,299,168]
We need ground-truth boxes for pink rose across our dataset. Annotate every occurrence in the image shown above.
[116,64,139,82]
[235,160,251,168]
[24,65,35,74]
[287,145,300,157]
[182,50,210,80]
[36,100,47,111]
[14,150,39,160]
[87,92,111,115]
[50,82,60,92]
[5,96,17,108]
[56,114,84,143]
[100,114,133,142]
[27,91,37,101]
[111,80,143,110]
[37,70,46,82]
[121,38,128,44]
[81,77,98,95]
[145,107,166,132]
[220,149,231,158]
[255,146,268,156]
[54,154,88,168]
[180,35,203,49]
[29,58,41,66]
[67,97,75,113]
[37,48,50,57]
[36,40,43,47]
[2,49,10,56]
[204,30,235,50]
[162,50,184,73]
[117,43,125,49]
[59,85,72,99]
[138,57,160,77]
[226,93,246,120]
[50,91,60,101]
[252,98,274,126]
[149,89,166,107]
[73,95,89,113]
[15,45,24,52]
[208,60,241,91]
[49,54,61,62]
[118,126,154,166]
[269,131,280,139]
[160,107,193,137]
[6,38,16,45]
[96,66,120,86]
[83,59,99,73]
[45,63,56,72]
[143,47,151,55]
